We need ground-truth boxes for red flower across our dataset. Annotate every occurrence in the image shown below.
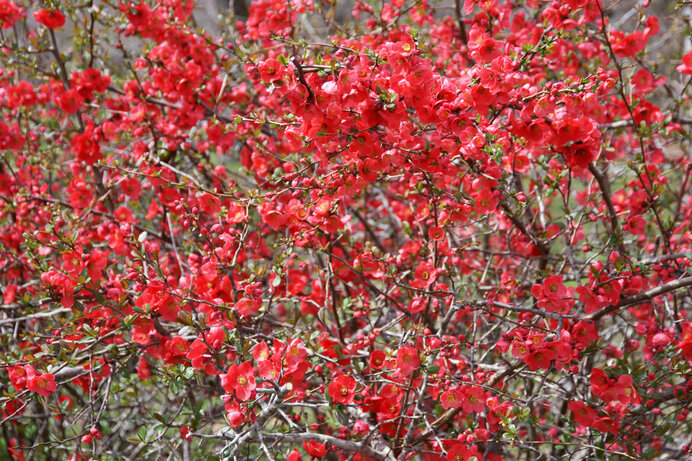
[395,346,420,376]
[590,368,611,393]
[461,386,486,414]
[472,188,499,214]
[679,324,692,360]
[62,250,85,276]
[610,30,646,58]
[33,8,66,29]
[447,442,481,461]
[572,321,598,346]
[70,68,110,99]
[0,1,23,29]
[114,206,134,224]
[221,362,256,401]
[8,366,27,390]
[258,58,284,83]
[8,438,25,461]
[26,369,57,397]
[369,350,386,370]
[408,296,426,314]
[166,336,190,357]
[121,177,142,198]
[137,356,151,379]
[533,275,567,300]
[226,202,247,224]
[234,297,260,316]
[303,439,329,457]
[510,341,530,359]
[612,374,639,405]
[283,338,308,370]
[70,132,102,165]
[252,342,271,362]
[597,279,622,305]
[440,387,464,409]
[55,88,84,114]
[198,193,221,215]
[327,375,357,404]
[532,275,572,313]
[577,285,600,314]
[411,261,438,289]
[287,448,301,461]
[677,50,692,75]
[387,32,416,58]
[428,226,445,241]
[525,348,555,371]
[593,416,619,434]
[562,142,595,168]
[568,401,596,427]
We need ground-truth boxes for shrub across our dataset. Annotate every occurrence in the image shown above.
[0,1,691,460]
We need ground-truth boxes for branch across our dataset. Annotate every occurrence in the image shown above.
[500,203,550,256]
[599,116,692,130]
[589,276,692,321]
[588,162,626,256]
[0,308,70,326]
[481,300,583,321]
[453,0,468,45]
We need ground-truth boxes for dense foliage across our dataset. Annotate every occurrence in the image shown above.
[1,0,692,459]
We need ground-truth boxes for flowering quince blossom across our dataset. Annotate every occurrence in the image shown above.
[33,8,65,29]
[2,0,692,460]
[221,362,256,401]
[676,51,692,75]
[440,386,464,410]
[0,0,23,29]
[25,367,57,397]
[396,345,420,376]
[327,375,357,404]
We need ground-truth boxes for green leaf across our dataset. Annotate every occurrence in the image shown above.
[425,365,440,374]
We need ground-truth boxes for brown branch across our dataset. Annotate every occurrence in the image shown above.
[0,307,70,326]
[350,207,386,252]
[453,0,468,45]
[588,162,626,256]
[500,203,550,256]
[589,276,692,321]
